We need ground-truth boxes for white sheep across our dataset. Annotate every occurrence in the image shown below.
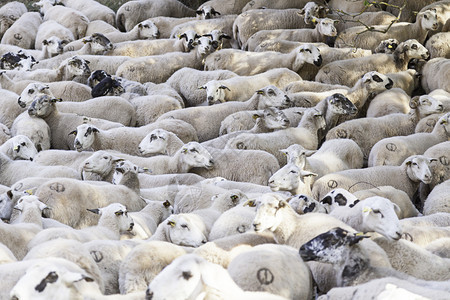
[335,9,439,51]
[424,180,450,215]
[268,163,318,196]
[0,1,27,40]
[199,68,301,105]
[169,15,237,41]
[368,112,450,167]
[28,203,135,249]
[34,20,74,50]
[144,16,197,39]
[0,135,37,161]
[0,12,42,49]
[365,88,411,118]
[421,57,450,93]
[129,94,183,126]
[316,39,430,87]
[115,0,196,32]
[157,85,291,142]
[138,129,185,157]
[426,31,450,59]
[326,95,444,162]
[147,253,288,300]
[312,155,437,201]
[58,0,116,26]
[204,44,322,76]
[245,17,338,51]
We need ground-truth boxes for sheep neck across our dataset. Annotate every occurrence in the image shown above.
[248,118,271,133]
[117,173,141,194]
[337,244,371,287]
[408,17,428,44]
[346,80,370,111]
[169,151,191,173]
[272,207,300,245]
[14,207,43,228]
[166,136,184,156]
[96,217,121,239]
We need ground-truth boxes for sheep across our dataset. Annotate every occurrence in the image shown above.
[0,1,27,40]
[167,68,236,107]
[138,129,186,157]
[316,39,430,87]
[227,243,313,300]
[169,15,237,41]
[87,71,148,97]
[146,253,288,300]
[121,200,172,240]
[335,9,439,51]
[0,50,38,71]
[204,44,322,76]
[368,112,450,167]
[199,68,301,105]
[218,107,305,136]
[144,16,197,39]
[202,29,233,51]
[268,163,318,196]
[195,5,221,20]
[326,95,444,163]
[426,32,450,59]
[421,57,450,93]
[232,8,315,49]
[366,88,411,118]
[300,227,450,289]
[423,180,450,215]
[284,139,364,180]
[353,186,419,219]
[34,20,74,50]
[28,203,135,249]
[374,38,399,54]
[312,155,437,201]
[157,85,291,142]
[0,123,10,145]
[58,0,116,26]
[0,135,37,161]
[0,12,42,49]
[252,193,391,292]
[129,95,183,126]
[387,0,445,22]
[71,120,197,156]
[98,20,160,45]
[226,107,327,166]
[116,0,196,32]
[245,17,338,51]
[27,95,125,150]
[208,205,259,240]
[115,36,213,84]
[90,76,124,98]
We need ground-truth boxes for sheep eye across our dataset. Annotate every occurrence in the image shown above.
[412,162,418,166]
[189,148,199,153]
[28,89,34,94]
[372,209,384,218]
[424,15,428,19]
[115,211,124,216]
[181,224,188,229]
[267,89,275,96]
[305,49,312,53]
[411,44,418,49]
[289,170,298,174]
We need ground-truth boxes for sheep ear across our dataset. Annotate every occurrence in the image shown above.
[252,114,261,120]
[196,10,203,15]
[304,150,316,157]
[409,96,419,109]
[301,170,318,178]
[311,17,318,25]
[68,130,77,136]
[256,89,264,95]
[86,208,100,215]
[279,149,288,156]
[321,195,332,205]
[429,158,438,163]
[212,9,220,15]
[139,167,151,173]
[163,200,171,208]
[138,23,143,29]
[347,232,370,246]
[51,98,63,103]
[219,85,230,91]
[39,201,48,211]
[278,200,287,209]
[243,199,256,207]
[392,203,401,216]
[298,8,305,15]
[42,39,49,45]
[6,190,13,199]
[198,85,206,90]
[220,34,231,40]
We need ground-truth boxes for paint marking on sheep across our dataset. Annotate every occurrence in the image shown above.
[328,180,338,189]
[90,251,104,263]
[386,143,397,151]
[49,182,65,193]
[439,156,448,166]
[257,268,274,285]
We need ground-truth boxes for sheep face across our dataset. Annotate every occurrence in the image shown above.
[87,70,109,88]
[18,83,52,108]
[195,36,213,57]
[327,93,357,116]
[0,51,36,71]
[360,196,402,240]
[268,164,317,195]
[211,190,247,211]
[252,194,289,232]
[196,5,221,20]
[413,95,444,116]
[165,214,207,247]
[201,80,230,105]
[404,155,436,184]
[361,72,393,95]
[299,227,368,264]
[178,30,201,51]
[316,18,338,37]
[11,135,38,161]
[293,45,322,71]
[255,85,292,110]
[91,76,124,98]
[281,144,312,167]
[261,107,290,130]
[14,195,47,213]
[0,191,14,220]
[42,36,67,57]
[112,160,147,185]
[418,9,439,31]
[82,33,113,54]
[72,124,98,152]
[66,56,91,77]
[137,20,160,39]
[10,260,96,300]
[320,188,360,213]
[28,95,61,118]
[179,142,214,170]
[397,39,429,61]
[203,30,231,51]
[81,151,123,177]
[138,129,169,156]
[374,38,399,54]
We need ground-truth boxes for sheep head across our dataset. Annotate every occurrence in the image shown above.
[404,155,437,184]
[252,193,291,232]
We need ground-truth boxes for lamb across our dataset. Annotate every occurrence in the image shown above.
[226,107,327,166]
[157,85,291,142]
[71,120,197,156]
[311,155,437,201]
[245,17,338,51]
[300,227,450,290]
[423,180,450,215]
[316,39,430,87]
[204,44,322,76]
[166,68,237,107]
[227,244,313,300]
[0,135,37,161]
[116,0,196,32]
[326,95,444,162]
[252,193,391,292]
[421,57,450,93]
[27,95,125,150]
[335,9,439,51]
[147,253,288,300]
[199,68,301,105]
[115,36,213,84]
[368,112,450,167]
[121,200,173,240]
[34,20,74,50]
[0,152,79,186]
[27,203,135,249]
[0,12,42,49]
[232,8,315,49]
[0,1,27,40]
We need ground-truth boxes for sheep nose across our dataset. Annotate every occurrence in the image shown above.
[145,288,154,300]
[253,222,261,231]
[202,239,207,244]
[394,231,402,240]
[207,96,213,101]
[438,104,443,111]
[155,31,160,38]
